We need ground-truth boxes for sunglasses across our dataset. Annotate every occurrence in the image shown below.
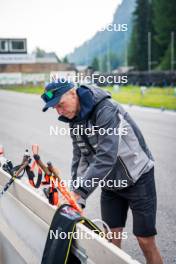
[41,91,54,103]
[41,86,62,103]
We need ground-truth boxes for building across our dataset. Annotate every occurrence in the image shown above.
[0,38,27,54]
[0,38,76,85]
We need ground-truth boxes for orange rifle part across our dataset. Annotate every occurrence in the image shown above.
[31,144,82,213]
[47,162,82,213]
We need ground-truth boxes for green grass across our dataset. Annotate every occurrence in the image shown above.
[104,85,176,110]
[1,85,176,110]
[0,85,43,94]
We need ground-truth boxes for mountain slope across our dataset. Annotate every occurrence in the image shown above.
[67,0,136,66]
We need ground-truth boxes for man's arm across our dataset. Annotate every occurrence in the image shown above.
[70,131,81,189]
[73,105,121,199]
[70,130,89,208]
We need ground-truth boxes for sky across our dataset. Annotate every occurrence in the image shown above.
[0,0,122,59]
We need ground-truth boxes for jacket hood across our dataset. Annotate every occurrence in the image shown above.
[58,85,111,123]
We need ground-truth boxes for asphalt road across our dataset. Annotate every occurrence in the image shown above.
[0,90,176,264]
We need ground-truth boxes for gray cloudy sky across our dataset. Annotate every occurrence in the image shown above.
[0,0,121,58]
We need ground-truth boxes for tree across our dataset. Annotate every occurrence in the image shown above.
[153,0,176,69]
[63,56,69,63]
[91,57,99,71]
[128,0,153,70]
[101,52,119,72]
[33,47,46,58]
[128,23,138,68]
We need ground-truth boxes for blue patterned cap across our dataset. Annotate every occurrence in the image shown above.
[41,79,74,112]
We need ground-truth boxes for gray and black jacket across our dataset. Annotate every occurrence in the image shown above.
[68,85,154,200]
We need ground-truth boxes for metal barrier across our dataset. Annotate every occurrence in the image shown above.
[0,169,140,264]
